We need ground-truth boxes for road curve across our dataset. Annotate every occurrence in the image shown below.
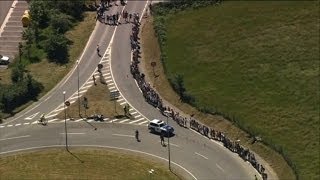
[0,1,260,179]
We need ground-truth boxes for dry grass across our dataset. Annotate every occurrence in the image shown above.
[56,81,124,120]
[0,148,179,179]
[140,17,294,180]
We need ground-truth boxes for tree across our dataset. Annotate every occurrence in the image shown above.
[11,63,25,83]
[44,30,69,64]
[50,12,72,34]
[29,1,51,28]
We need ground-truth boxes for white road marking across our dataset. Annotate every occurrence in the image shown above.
[109,86,117,90]
[120,101,127,105]
[79,89,88,94]
[103,118,109,121]
[106,79,113,83]
[31,120,38,124]
[138,120,149,125]
[24,112,39,120]
[15,123,21,126]
[7,124,13,127]
[54,107,65,112]
[105,73,111,76]
[112,134,134,138]
[119,119,130,123]
[0,125,5,128]
[45,113,58,119]
[116,98,124,102]
[23,122,30,125]
[68,96,79,100]
[134,114,141,118]
[87,119,94,122]
[130,111,138,115]
[0,135,31,141]
[74,119,83,122]
[82,84,92,89]
[48,119,58,123]
[129,108,134,112]
[195,152,209,160]
[44,95,53,102]
[216,164,225,172]
[111,119,119,123]
[69,100,76,104]
[128,118,144,124]
[60,133,85,135]
[105,76,112,80]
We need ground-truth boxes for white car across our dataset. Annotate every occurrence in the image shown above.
[148,119,174,135]
[0,55,10,65]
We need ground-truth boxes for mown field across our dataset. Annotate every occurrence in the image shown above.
[162,1,319,179]
[0,148,179,179]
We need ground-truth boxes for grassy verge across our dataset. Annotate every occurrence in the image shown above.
[56,80,124,120]
[141,1,319,178]
[0,148,179,179]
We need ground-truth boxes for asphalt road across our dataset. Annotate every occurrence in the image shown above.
[0,0,13,27]
[0,1,260,179]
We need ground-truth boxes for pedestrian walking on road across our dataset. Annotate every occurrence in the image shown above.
[160,132,165,146]
[135,130,140,142]
[97,44,100,56]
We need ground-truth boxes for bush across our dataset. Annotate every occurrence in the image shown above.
[43,30,69,64]
[50,12,73,34]
[11,63,25,83]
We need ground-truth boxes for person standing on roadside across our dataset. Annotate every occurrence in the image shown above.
[160,132,165,146]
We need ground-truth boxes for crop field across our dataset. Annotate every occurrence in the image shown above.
[161,1,319,179]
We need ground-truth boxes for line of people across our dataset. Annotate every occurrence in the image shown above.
[128,9,269,180]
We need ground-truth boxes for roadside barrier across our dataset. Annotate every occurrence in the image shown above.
[128,18,268,180]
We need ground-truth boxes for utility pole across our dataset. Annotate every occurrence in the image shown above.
[63,91,69,151]
[77,60,80,116]
[166,115,171,170]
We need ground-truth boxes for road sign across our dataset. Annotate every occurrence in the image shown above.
[110,91,120,100]
[65,101,70,106]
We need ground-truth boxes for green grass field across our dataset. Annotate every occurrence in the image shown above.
[0,148,178,179]
[162,1,319,179]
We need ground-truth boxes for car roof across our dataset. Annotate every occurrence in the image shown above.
[151,119,164,124]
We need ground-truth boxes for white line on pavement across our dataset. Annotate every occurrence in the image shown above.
[23,122,30,125]
[78,89,88,94]
[74,119,83,122]
[0,135,30,141]
[138,120,149,125]
[119,119,130,123]
[48,119,58,123]
[112,134,134,138]
[120,102,127,105]
[106,79,113,83]
[7,125,13,127]
[0,125,4,128]
[45,113,58,119]
[195,152,208,160]
[134,114,141,118]
[116,98,124,102]
[128,118,145,124]
[15,123,21,126]
[54,107,65,112]
[130,111,138,115]
[216,163,225,172]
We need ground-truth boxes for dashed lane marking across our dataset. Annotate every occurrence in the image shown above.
[7,125,13,127]
[0,125,5,128]
[15,123,21,126]
[130,111,138,115]
[195,152,209,160]
[23,123,30,125]
[24,112,40,120]
[120,101,127,105]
